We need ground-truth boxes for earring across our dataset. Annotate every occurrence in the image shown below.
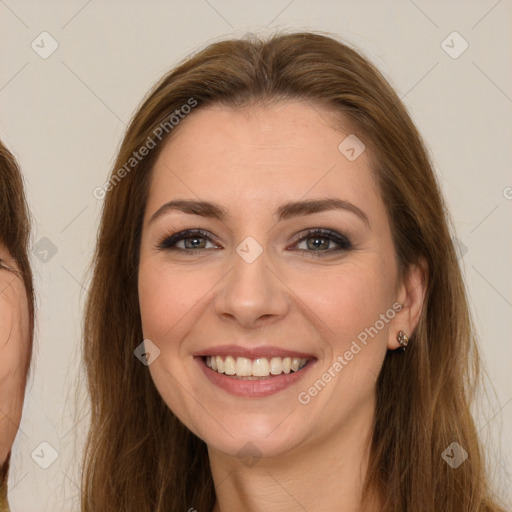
[397,330,409,350]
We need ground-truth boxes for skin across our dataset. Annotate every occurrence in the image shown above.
[138,101,426,511]
[0,245,30,465]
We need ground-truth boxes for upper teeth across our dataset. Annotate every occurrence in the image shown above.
[205,356,308,377]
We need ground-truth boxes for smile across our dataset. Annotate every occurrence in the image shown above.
[204,355,309,379]
[195,352,316,398]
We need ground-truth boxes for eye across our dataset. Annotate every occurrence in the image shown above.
[156,228,352,256]
[0,258,16,272]
[156,229,220,252]
[291,228,352,255]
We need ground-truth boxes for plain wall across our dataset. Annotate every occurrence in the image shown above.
[1,1,511,510]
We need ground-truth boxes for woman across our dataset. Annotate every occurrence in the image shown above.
[82,32,507,511]
[0,140,34,511]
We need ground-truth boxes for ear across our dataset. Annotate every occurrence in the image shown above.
[387,258,428,350]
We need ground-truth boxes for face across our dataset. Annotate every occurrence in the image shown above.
[0,246,30,464]
[138,101,408,460]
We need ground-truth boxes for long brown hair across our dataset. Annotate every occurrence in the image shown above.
[82,32,506,511]
[0,140,34,507]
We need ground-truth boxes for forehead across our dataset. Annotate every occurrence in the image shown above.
[146,101,383,220]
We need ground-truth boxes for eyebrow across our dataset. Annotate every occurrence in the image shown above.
[149,198,370,227]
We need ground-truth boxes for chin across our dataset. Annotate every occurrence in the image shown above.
[188,411,310,461]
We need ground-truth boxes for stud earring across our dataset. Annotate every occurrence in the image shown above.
[397,330,409,350]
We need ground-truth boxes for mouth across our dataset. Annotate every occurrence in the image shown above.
[203,355,310,379]
[194,348,317,398]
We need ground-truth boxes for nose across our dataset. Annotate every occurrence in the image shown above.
[214,246,290,329]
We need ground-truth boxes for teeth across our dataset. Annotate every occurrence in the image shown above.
[224,356,236,375]
[204,355,309,378]
[252,358,270,377]
[269,357,282,375]
[235,357,252,377]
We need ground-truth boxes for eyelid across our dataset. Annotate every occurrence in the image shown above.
[157,227,352,254]
[289,228,352,248]
[0,258,19,273]
[156,229,221,251]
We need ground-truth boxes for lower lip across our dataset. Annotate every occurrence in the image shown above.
[195,357,316,398]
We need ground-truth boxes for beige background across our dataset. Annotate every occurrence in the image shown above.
[1,1,511,510]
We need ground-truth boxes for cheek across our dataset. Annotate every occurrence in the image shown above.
[137,255,221,361]
[0,279,30,462]
[137,256,208,431]
[295,260,395,343]
[290,262,395,427]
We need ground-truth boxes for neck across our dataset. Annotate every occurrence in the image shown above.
[208,401,381,512]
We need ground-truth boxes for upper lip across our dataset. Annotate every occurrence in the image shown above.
[192,345,316,360]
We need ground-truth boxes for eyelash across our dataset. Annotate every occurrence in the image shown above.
[156,228,353,256]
